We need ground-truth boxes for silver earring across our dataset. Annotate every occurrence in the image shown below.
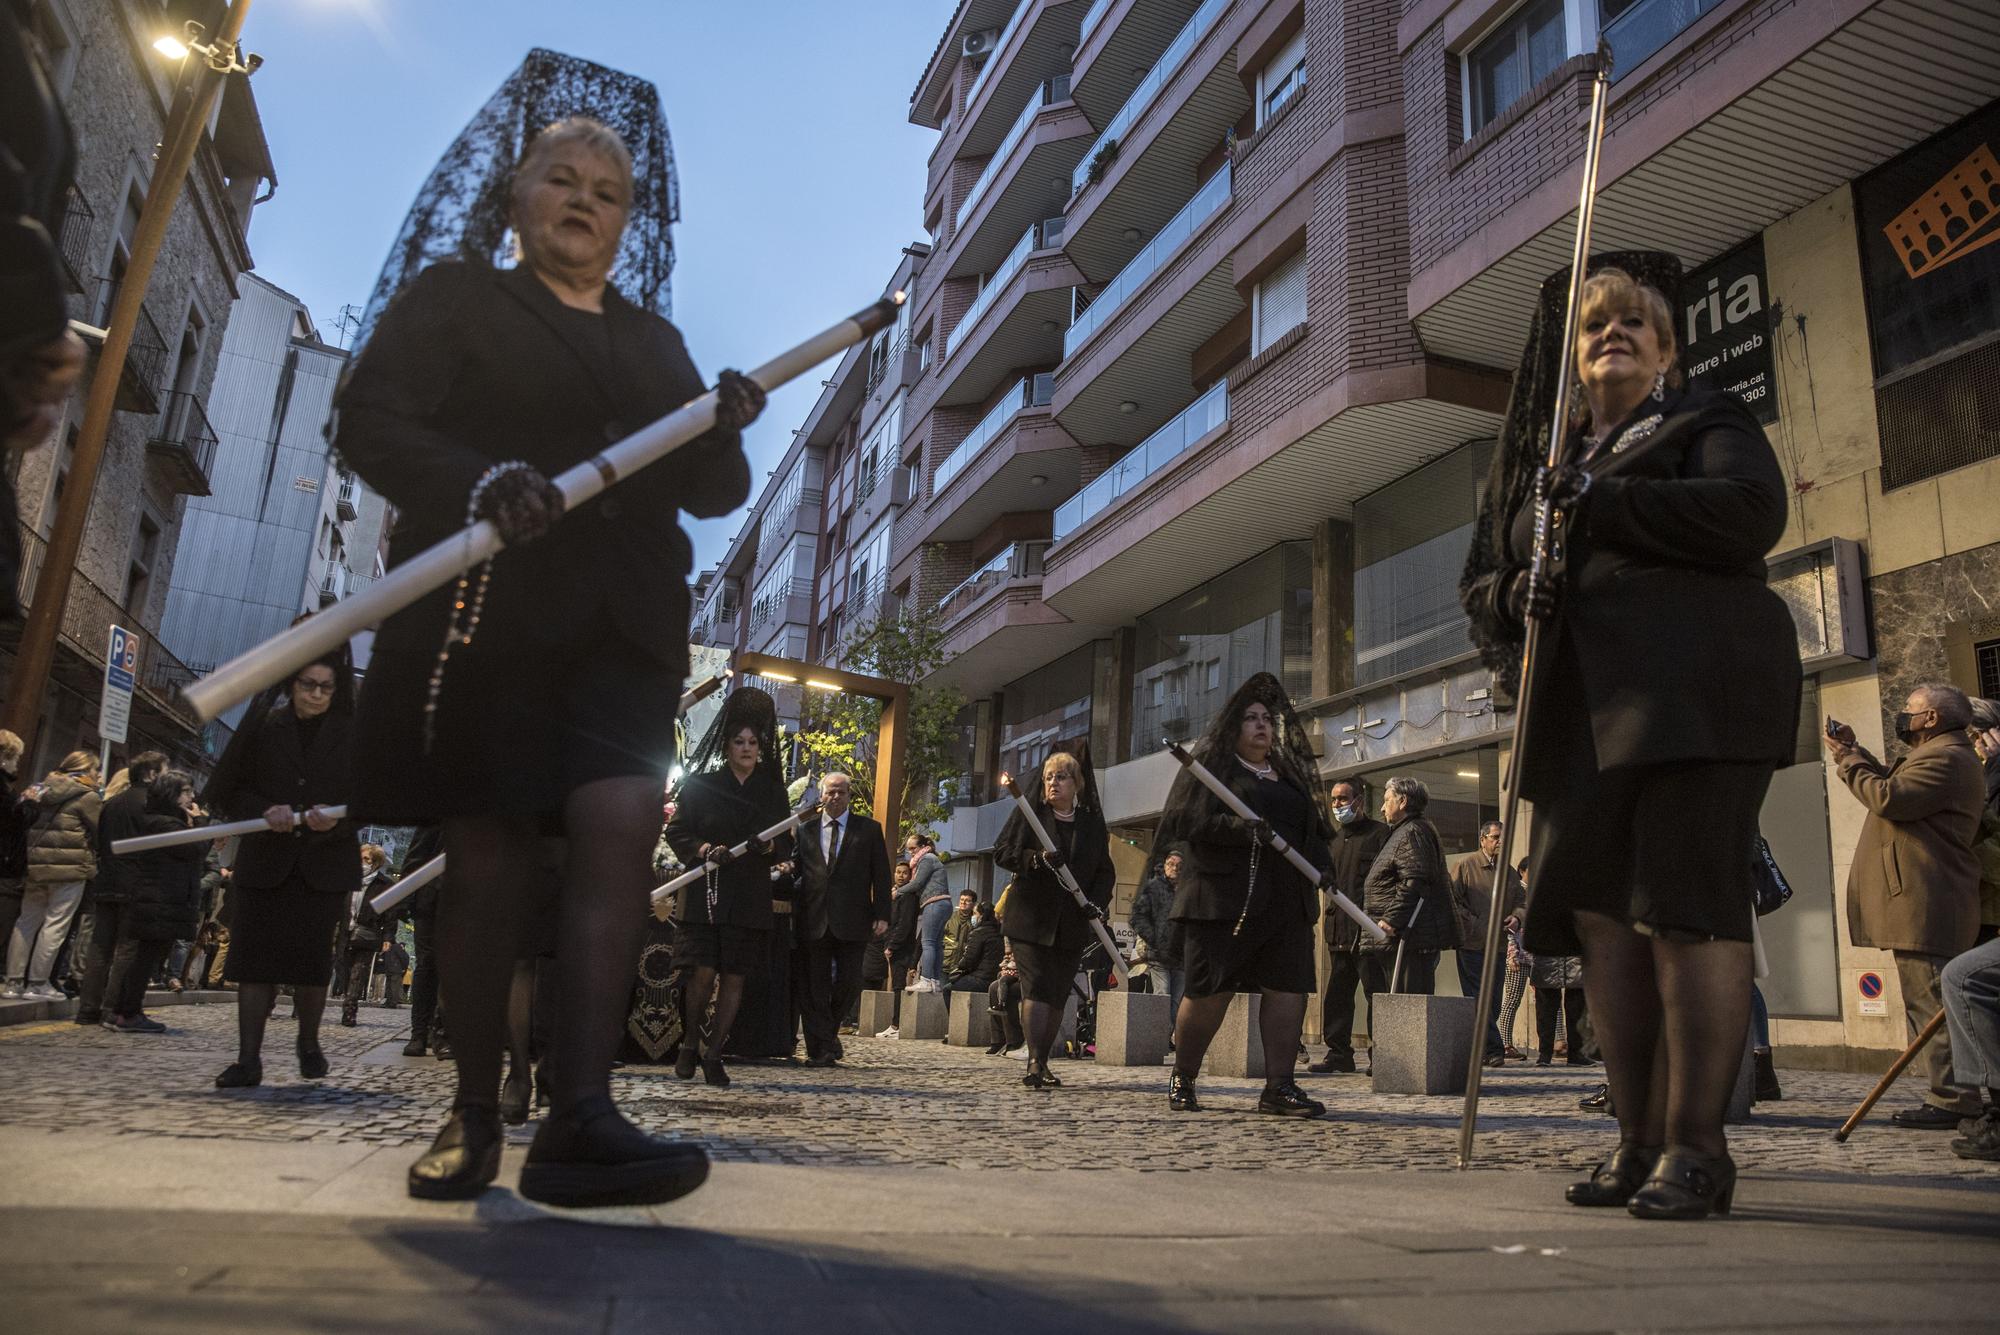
[1651,370,1666,402]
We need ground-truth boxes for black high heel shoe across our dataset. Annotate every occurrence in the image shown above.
[1628,1146,1736,1220]
[407,1105,503,1201]
[500,1067,533,1126]
[1566,1142,1660,1207]
[297,1041,329,1080]
[674,1042,700,1081]
[214,1060,262,1089]
[701,1055,730,1088]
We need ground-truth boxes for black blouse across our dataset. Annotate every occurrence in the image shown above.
[662,767,793,930]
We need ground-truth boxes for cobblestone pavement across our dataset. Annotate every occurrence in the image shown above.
[1,996,1990,1181]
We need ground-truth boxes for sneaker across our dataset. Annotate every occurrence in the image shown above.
[902,979,920,993]
[874,1026,899,1039]
[0,982,22,999]
[24,983,64,1000]
[1006,1045,1029,1060]
[104,1013,167,1033]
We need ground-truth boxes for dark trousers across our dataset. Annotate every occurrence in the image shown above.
[795,933,866,1059]
[1320,948,1364,1059]
[1535,986,1587,1059]
[1362,948,1439,1011]
[344,945,382,1002]
[888,948,915,1025]
[76,899,130,1016]
[988,974,1023,1047]
[410,915,441,1042]
[854,941,887,1025]
[1456,948,1506,1057]
[111,938,171,1016]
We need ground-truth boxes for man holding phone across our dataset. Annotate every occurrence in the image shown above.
[1826,685,1986,1129]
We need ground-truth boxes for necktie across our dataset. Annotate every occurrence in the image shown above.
[826,818,841,865]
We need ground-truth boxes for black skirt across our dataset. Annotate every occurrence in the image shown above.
[352,600,679,824]
[1007,936,1084,1006]
[1180,906,1317,999]
[223,874,345,986]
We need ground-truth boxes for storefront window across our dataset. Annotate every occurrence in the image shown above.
[999,645,1094,784]
[1129,544,1312,755]
[1347,748,1499,860]
[1353,440,1493,687]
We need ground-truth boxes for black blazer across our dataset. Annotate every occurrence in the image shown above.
[202,706,361,896]
[1325,815,1392,948]
[662,767,793,930]
[92,787,151,905]
[1171,763,1330,927]
[792,811,892,943]
[994,803,1114,952]
[1509,388,1801,793]
[335,261,751,676]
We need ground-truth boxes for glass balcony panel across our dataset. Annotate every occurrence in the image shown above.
[952,226,1038,355]
[933,373,1056,496]
[1079,0,1111,46]
[1070,0,1229,196]
[1063,162,1230,359]
[1052,381,1227,541]
[965,0,1031,108]
[957,75,1072,233]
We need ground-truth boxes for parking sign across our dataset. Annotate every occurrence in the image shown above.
[101,624,137,745]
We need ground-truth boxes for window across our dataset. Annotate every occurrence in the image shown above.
[26,0,81,97]
[96,181,145,326]
[1251,249,1307,355]
[126,511,162,612]
[1353,440,1494,685]
[1255,28,1307,128]
[1000,647,1094,785]
[1466,0,1568,134]
[917,333,933,372]
[1978,637,2000,701]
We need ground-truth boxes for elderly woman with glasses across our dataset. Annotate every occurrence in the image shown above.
[333,114,764,1208]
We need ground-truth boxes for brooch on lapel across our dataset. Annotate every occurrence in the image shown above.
[1610,414,1664,455]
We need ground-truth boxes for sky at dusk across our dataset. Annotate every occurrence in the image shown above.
[233,0,951,570]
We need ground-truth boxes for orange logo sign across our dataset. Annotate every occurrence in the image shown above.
[1882,143,2000,279]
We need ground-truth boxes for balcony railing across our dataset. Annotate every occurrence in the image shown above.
[1053,380,1227,540]
[956,74,1072,233]
[964,0,1031,109]
[145,390,218,496]
[1604,0,1726,78]
[318,563,347,605]
[115,304,170,415]
[932,372,1055,497]
[57,186,94,294]
[951,217,1066,358]
[1078,0,1111,46]
[1063,161,1230,359]
[335,472,359,520]
[937,540,1049,619]
[1070,0,1228,197]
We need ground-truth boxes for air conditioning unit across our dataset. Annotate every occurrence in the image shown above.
[963,27,1001,59]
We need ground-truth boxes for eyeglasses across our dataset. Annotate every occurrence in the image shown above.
[293,678,336,696]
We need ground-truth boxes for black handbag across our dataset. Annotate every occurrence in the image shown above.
[1751,834,1793,917]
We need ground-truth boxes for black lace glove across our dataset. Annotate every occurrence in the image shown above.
[1079,899,1106,923]
[713,369,767,432]
[705,843,737,867]
[1247,817,1279,848]
[1039,845,1068,872]
[1500,567,1561,629]
[473,466,565,545]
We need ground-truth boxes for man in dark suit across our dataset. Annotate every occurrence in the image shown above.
[791,773,891,1066]
[1309,779,1390,1074]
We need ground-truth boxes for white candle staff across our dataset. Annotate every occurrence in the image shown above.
[363,853,447,916]
[1163,741,1387,945]
[649,801,821,921]
[996,773,1131,987]
[678,671,732,715]
[111,805,349,856]
[179,294,908,725]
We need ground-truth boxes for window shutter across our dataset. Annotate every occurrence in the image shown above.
[1253,249,1307,354]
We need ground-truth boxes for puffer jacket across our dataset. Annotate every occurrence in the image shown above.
[25,774,102,885]
[1360,816,1458,954]
[128,812,207,942]
[1529,951,1584,990]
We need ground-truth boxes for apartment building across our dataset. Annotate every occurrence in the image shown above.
[3,0,275,774]
[880,0,1998,1067]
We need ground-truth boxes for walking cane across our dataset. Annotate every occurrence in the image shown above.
[111,806,350,855]
[1834,1010,1947,1143]
[179,295,907,724]
[650,801,822,920]
[1390,901,1426,994]
[1457,45,1617,1170]
[996,774,1131,986]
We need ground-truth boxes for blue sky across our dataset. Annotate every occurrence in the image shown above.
[237,0,948,569]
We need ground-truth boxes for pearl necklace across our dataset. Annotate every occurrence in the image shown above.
[1238,756,1276,780]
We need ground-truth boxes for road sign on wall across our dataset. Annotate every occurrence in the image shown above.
[100,625,137,745]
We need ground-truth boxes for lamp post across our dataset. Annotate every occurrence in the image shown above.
[1,6,261,750]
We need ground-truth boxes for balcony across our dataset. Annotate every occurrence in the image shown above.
[145,391,218,497]
[1070,0,1207,125]
[113,304,170,416]
[934,373,1055,497]
[1053,380,1227,542]
[929,540,1099,698]
[57,186,94,295]
[964,0,1032,113]
[936,219,1082,409]
[937,540,1047,621]
[1064,162,1229,360]
[950,75,1093,278]
[318,563,347,605]
[335,472,359,521]
[1070,0,1228,201]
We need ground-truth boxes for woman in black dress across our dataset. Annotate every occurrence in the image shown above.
[662,688,793,1087]
[1157,673,1330,1118]
[334,114,762,1206]
[993,752,1114,1090]
[104,772,207,1032]
[1461,256,1800,1219]
[202,655,359,1088]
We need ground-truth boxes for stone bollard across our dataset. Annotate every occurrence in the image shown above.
[1095,989,1173,1066]
[1202,993,1264,1079]
[1370,994,1475,1095]
[896,989,948,1040]
[858,990,897,1036]
[1726,1029,1756,1124]
[946,990,996,1047]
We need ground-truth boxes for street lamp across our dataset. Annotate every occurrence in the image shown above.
[1,3,263,752]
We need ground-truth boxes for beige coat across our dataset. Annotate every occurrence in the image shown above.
[1840,731,1984,957]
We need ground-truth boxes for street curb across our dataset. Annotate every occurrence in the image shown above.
[0,988,236,1028]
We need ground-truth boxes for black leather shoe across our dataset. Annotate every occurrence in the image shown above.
[1038,1067,1063,1088]
[1482,1053,1507,1068]
[803,1052,838,1068]
[1578,1083,1612,1112]
[1168,1070,1200,1111]
[1752,1048,1782,1102]
[984,1040,1007,1055]
[1891,1103,1963,1130]
[500,1069,532,1126]
[1022,1069,1047,1090]
[519,1095,709,1208]
[408,1106,503,1201]
[1566,1142,1659,1207]
[214,1061,261,1089]
[1628,1146,1736,1220]
[1307,1054,1356,1075]
[402,1036,427,1057]
[339,1000,358,1028]
[297,1042,329,1080]
[702,1056,731,1088]
[1256,1081,1326,1118]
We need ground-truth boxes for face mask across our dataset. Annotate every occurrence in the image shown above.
[1332,805,1359,826]
[1894,711,1928,744]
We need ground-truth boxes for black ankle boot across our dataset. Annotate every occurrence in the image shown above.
[297,1040,329,1080]
[1566,1142,1660,1206]
[1168,1069,1200,1112]
[214,1060,261,1089]
[1752,1048,1782,1102]
[1628,1146,1737,1220]
[519,1094,709,1208]
[1255,1080,1325,1118]
[702,1054,730,1088]
[674,1041,700,1081]
[340,999,358,1028]
[500,1066,533,1126]
[407,1105,503,1200]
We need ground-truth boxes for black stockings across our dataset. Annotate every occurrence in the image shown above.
[1171,989,1306,1089]
[235,982,325,1064]
[1575,910,1752,1156]
[504,958,536,1100]
[682,966,745,1058]
[1023,998,1063,1074]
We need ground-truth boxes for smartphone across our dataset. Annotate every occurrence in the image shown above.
[1824,716,1846,740]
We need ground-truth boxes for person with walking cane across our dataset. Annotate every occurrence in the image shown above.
[1359,778,1456,1006]
[1459,252,1801,1219]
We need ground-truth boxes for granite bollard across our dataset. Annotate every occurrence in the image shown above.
[1095,989,1172,1066]
[858,990,896,1036]
[1370,994,1474,1095]
[947,991,996,1047]
[896,989,948,1040]
[1202,993,1264,1079]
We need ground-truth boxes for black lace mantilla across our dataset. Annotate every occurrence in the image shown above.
[354,47,679,352]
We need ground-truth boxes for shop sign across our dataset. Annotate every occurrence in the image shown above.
[1680,238,1777,424]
